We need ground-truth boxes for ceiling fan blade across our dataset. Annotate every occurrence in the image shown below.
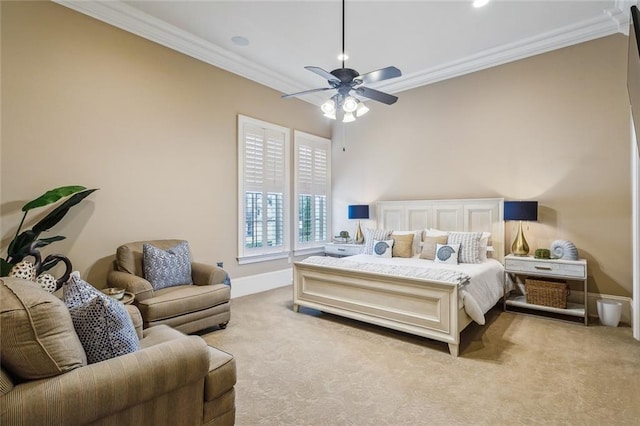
[356,87,398,105]
[305,66,341,83]
[355,66,402,85]
[281,87,333,99]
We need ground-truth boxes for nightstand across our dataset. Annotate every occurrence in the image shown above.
[324,243,363,257]
[503,254,588,325]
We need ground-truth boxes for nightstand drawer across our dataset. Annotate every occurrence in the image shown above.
[325,243,363,257]
[505,258,586,279]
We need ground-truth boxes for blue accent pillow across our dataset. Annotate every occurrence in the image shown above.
[143,241,193,290]
[63,272,139,364]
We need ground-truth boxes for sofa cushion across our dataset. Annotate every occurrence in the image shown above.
[143,241,193,290]
[64,273,139,364]
[137,283,230,322]
[0,278,87,380]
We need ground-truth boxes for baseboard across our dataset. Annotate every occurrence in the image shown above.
[568,291,632,326]
[230,268,292,299]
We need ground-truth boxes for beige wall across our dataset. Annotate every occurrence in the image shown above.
[332,34,632,297]
[1,1,330,287]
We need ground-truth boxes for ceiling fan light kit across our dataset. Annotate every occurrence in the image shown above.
[282,0,401,123]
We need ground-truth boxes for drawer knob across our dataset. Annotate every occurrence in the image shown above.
[534,266,552,270]
[338,248,346,251]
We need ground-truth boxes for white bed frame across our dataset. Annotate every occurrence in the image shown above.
[293,198,504,356]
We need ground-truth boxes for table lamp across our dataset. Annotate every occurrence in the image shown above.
[348,205,369,244]
[504,201,538,256]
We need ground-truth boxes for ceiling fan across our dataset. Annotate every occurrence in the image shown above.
[282,0,402,122]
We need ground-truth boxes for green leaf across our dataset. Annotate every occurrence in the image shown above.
[32,189,98,234]
[1,258,14,276]
[7,231,65,263]
[21,186,87,212]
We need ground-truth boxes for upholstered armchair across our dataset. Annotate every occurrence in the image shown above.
[0,277,236,425]
[107,239,230,334]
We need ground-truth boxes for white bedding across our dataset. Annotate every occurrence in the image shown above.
[301,254,504,325]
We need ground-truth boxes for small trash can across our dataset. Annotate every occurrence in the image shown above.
[596,299,622,327]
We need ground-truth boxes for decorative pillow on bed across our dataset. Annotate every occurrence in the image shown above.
[478,232,492,262]
[363,228,393,255]
[448,232,483,264]
[392,230,421,256]
[420,235,448,260]
[434,243,461,265]
[391,233,414,258]
[372,240,394,258]
[423,228,448,239]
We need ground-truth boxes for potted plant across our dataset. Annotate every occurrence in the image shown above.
[1,185,98,276]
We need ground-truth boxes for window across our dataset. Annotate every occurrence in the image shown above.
[238,115,290,263]
[294,131,331,253]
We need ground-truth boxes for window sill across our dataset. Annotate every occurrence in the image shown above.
[237,251,290,265]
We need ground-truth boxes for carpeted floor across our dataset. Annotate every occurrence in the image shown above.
[202,285,640,425]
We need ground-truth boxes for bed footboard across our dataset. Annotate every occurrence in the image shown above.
[293,262,473,356]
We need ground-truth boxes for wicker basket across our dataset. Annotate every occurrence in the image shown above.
[525,278,569,308]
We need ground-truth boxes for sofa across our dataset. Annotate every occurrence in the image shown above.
[0,277,236,425]
[108,239,231,334]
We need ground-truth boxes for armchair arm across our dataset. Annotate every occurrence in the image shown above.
[1,335,209,425]
[191,262,228,286]
[107,270,153,302]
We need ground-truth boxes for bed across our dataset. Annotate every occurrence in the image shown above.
[293,198,505,356]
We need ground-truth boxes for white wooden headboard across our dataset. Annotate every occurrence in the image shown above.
[375,198,505,263]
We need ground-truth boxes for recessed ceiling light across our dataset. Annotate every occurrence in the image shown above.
[473,0,490,8]
[231,36,249,47]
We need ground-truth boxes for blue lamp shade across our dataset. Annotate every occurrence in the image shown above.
[504,201,538,221]
[348,205,369,220]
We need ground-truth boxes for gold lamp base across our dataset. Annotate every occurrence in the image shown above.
[355,221,364,244]
[511,220,530,256]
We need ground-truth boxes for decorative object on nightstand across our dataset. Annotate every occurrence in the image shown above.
[534,248,551,259]
[550,240,579,260]
[504,200,538,256]
[503,254,588,325]
[348,204,369,244]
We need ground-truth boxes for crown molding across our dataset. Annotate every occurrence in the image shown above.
[55,1,629,105]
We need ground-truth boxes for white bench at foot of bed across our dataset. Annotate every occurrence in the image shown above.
[293,262,474,356]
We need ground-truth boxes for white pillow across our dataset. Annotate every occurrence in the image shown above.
[393,230,422,255]
[372,239,394,258]
[479,232,492,261]
[435,243,460,265]
[424,228,449,238]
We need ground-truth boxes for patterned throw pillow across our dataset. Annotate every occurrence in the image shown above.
[420,235,448,260]
[447,232,483,263]
[363,228,392,255]
[63,272,139,364]
[143,241,193,290]
[434,243,461,265]
[372,240,394,258]
[392,233,414,258]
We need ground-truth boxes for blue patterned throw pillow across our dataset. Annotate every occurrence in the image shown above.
[143,241,193,290]
[63,272,139,364]
[435,243,461,265]
[372,239,394,258]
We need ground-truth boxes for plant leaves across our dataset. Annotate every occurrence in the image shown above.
[1,258,14,276]
[32,189,98,234]
[7,231,66,263]
[21,186,87,212]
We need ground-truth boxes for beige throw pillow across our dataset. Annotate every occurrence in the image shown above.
[0,278,87,380]
[392,233,414,258]
[420,235,448,260]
